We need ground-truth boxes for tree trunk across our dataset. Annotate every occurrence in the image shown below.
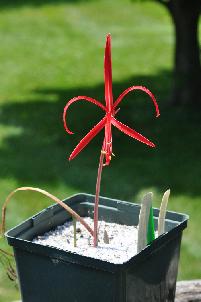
[159,0,201,106]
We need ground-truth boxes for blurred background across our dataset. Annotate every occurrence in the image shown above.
[0,0,200,301]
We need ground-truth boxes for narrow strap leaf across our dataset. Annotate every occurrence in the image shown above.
[137,192,153,253]
[147,206,155,244]
[0,187,94,237]
[158,189,170,236]
[111,117,155,147]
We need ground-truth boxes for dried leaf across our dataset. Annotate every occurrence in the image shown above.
[158,189,170,236]
[1,187,94,237]
[137,192,153,253]
[103,229,110,244]
[0,251,17,283]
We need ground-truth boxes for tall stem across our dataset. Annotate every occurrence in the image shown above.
[93,150,104,247]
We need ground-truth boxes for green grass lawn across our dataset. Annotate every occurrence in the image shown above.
[0,0,201,301]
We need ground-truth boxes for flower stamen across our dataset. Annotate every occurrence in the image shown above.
[101,150,106,155]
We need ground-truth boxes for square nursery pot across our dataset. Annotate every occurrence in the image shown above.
[6,193,188,302]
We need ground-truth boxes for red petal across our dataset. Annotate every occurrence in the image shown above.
[104,34,113,111]
[111,117,155,147]
[113,86,160,117]
[63,96,106,135]
[104,114,112,165]
[69,117,107,160]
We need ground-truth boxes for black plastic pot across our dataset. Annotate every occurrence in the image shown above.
[6,193,188,302]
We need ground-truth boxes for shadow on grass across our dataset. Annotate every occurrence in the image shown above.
[0,70,200,200]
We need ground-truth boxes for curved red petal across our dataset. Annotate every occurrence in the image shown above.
[69,117,107,161]
[63,96,106,135]
[113,86,160,117]
[104,114,112,165]
[111,117,155,148]
[104,34,113,111]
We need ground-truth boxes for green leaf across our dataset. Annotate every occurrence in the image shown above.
[147,206,155,244]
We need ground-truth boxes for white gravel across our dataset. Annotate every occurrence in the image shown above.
[33,218,140,264]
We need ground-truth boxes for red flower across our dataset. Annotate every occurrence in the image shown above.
[63,34,160,165]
